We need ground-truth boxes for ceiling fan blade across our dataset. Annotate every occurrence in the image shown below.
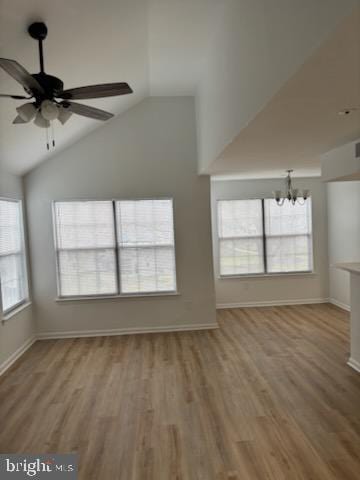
[13,115,28,124]
[64,101,114,121]
[0,58,45,95]
[58,82,133,100]
[0,93,30,99]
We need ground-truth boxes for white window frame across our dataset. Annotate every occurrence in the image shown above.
[217,197,314,278]
[217,199,265,277]
[115,199,177,296]
[52,198,178,300]
[0,197,30,316]
[52,200,118,299]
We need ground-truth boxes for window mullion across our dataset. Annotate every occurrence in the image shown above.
[112,201,121,295]
[262,199,268,273]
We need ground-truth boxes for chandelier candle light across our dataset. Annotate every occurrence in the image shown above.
[273,170,310,206]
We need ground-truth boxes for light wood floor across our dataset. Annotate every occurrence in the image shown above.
[1,304,360,479]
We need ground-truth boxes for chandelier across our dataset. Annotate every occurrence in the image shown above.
[273,170,309,206]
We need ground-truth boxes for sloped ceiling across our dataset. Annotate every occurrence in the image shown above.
[0,0,217,175]
[209,6,360,178]
[196,0,360,174]
[0,0,149,174]
[148,0,217,96]
[0,0,359,177]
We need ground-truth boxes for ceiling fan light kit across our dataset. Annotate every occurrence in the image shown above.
[16,102,37,122]
[13,115,28,124]
[41,99,59,121]
[272,170,310,206]
[57,106,72,125]
[34,111,50,128]
[0,21,133,150]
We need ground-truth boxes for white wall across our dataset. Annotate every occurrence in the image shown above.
[322,139,360,182]
[25,97,217,336]
[0,169,35,370]
[322,139,360,308]
[197,0,358,173]
[327,181,360,308]
[211,177,329,307]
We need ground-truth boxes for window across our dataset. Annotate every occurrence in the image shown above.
[116,199,176,294]
[218,200,264,275]
[54,201,118,297]
[0,199,29,314]
[217,198,313,276]
[53,199,176,298]
[264,199,313,273]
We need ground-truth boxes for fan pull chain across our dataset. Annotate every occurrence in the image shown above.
[46,126,50,151]
[44,122,56,151]
[51,121,56,148]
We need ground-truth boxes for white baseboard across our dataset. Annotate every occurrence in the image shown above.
[1,321,357,381]
[216,298,329,309]
[348,357,360,373]
[36,323,219,340]
[0,324,218,375]
[0,335,36,377]
[329,298,351,312]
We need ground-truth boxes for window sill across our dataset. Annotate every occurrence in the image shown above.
[219,271,316,280]
[55,291,180,303]
[2,301,32,322]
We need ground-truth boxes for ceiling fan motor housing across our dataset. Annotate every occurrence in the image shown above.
[31,73,64,101]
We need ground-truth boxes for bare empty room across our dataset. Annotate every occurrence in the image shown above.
[0,1,360,479]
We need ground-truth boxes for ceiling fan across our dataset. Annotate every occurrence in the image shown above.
[0,22,133,139]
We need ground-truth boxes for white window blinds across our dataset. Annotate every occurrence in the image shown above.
[264,198,313,273]
[217,200,265,275]
[54,201,117,297]
[217,198,313,276]
[116,199,176,294]
[0,199,28,313]
[53,199,177,298]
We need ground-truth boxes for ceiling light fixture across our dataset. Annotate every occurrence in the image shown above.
[16,102,37,122]
[40,99,59,120]
[57,105,72,125]
[34,111,50,128]
[273,170,309,206]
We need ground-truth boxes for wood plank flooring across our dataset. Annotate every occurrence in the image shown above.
[1,304,360,479]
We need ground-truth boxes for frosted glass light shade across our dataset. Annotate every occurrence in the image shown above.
[41,100,59,120]
[34,111,50,128]
[58,106,72,125]
[16,103,37,122]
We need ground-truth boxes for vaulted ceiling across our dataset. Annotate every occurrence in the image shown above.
[0,0,359,177]
[209,5,360,178]
[0,0,149,174]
